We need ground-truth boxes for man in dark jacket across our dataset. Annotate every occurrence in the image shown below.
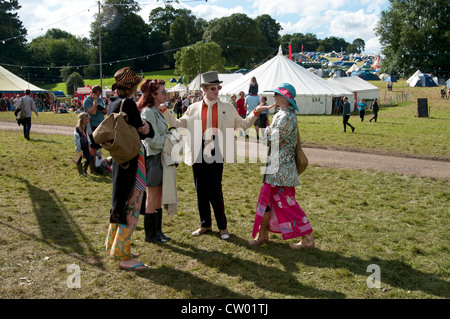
[342,96,355,133]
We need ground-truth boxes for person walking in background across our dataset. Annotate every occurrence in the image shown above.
[245,77,261,139]
[249,83,314,250]
[83,85,106,174]
[138,79,171,244]
[174,96,183,119]
[369,98,379,123]
[73,112,91,176]
[104,67,153,271]
[258,96,269,137]
[342,96,355,133]
[357,98,367,122]
[229,93,237,111]
[17,89,38,140]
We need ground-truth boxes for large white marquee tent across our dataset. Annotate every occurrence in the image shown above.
[188,73,243,91]
[0,65,49,94]
[218,47,352,114]
[327,76,379,102]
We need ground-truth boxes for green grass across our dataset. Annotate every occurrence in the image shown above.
[0,129,449,299]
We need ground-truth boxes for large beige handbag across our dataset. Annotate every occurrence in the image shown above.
[294,123,308,175]
[93,98,141,168]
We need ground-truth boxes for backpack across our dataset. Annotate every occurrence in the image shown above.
[93,98,141,168]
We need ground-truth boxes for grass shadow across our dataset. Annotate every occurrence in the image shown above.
[7,175,105,269]
[162,239,345,299]
[137,265,252,299]
[264,242,449,298]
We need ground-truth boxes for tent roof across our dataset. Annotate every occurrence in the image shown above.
[167,83,187,93]
[327,76,379,93]
[0,65,49,93]
[188,73,243,91]
[219,47,351,97]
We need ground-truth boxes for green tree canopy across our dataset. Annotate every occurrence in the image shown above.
[203,13,268,68]
[375,0,450,77]
[66,72,84,96]
[174,41,226,84]
[0,0,28,74]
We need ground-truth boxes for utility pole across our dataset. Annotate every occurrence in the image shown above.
[98,1,103,89]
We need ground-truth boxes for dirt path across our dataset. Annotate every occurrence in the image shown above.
[2,121,449,180]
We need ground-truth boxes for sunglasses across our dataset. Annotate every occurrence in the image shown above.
[209,86,222,91]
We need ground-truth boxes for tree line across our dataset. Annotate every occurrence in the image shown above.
[1,0,360,84]
[1,0,448,86]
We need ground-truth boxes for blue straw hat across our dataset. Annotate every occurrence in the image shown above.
[264,83,298,111]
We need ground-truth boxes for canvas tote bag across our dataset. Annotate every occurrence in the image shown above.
[294,122,308,175]
[93,98,141,168]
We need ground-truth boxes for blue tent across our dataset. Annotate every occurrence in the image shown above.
[383,75,397,82]
[351,70,380,81]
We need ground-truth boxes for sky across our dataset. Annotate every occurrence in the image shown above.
[16,0,389,53]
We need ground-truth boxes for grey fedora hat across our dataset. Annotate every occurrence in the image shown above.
[200,71,223,86]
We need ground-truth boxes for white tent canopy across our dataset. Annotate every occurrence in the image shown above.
[327,77,379,102]
[167,83,187,93]
[188,73,243,91]
[0,65,49,93]
[219,47,352,114]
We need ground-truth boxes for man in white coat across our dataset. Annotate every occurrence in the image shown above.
[159,71,273,240]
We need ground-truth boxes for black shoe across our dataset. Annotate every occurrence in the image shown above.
[351,127,355,133]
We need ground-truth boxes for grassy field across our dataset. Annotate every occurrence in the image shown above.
[1,71,449,300]
[0,129,448,299]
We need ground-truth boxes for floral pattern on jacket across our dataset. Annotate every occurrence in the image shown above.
[263,104,299,187]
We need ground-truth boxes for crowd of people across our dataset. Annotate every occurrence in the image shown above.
[68,68,315,270]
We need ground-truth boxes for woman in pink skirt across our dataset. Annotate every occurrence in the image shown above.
[249,83,314,250]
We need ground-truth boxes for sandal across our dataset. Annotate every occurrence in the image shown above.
[219,229,230,240]
[289,233,315,250]
[119,261,150,271]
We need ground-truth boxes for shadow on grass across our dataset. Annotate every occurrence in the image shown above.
[5,175,105,269]
[137,265,252,299]
[252,240,450,298]
[157,239,345,299]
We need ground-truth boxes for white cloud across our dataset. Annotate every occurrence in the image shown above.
[18,0,96,40]
[15,0,384,53]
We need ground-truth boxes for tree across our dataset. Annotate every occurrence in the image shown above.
[27,29,90,82]
[0,0,28,73]
[174,41,226,84]
[66,72,84,96]
[203,14,266,67]
[255,14,282,49]
[89,0,150,76]
[353,38,365,53]
[149,4,208,69]
[375,0,450,76]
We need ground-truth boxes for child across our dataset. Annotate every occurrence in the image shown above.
[73,112,92,175]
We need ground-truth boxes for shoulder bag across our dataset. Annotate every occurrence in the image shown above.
[294,122,308,175]
[93,98,141,168]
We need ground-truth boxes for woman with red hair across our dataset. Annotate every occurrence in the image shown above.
[137,79,171,243]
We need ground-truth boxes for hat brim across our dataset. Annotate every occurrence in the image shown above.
[200,81,223,87]
[264,88,299,112]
